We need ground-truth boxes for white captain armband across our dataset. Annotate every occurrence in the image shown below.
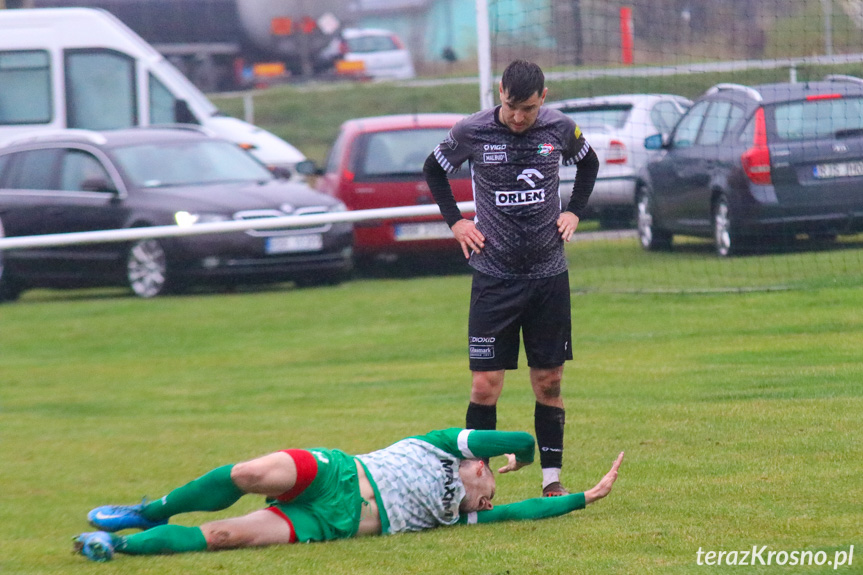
[457,429,475,459]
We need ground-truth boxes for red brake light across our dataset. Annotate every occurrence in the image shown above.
[605,140,627,164]
[391,35,405,49]
[342,169,355,183]
[807,93,842,101]
[741,107,771,185]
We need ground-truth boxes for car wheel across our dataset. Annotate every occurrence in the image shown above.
[126,239,171,298]
[636,187,672,251]
[713,194,742,257]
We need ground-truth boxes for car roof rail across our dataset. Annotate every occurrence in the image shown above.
[0,129,107,148]
[145,123,216,136]
[705,83,763,102]
[824,74,863,86]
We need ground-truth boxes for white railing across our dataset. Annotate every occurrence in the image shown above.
[0,202,476,251]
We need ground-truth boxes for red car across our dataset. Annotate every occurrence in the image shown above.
[316,114,473,262]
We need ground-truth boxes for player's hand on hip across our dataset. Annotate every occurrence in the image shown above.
[451,219,485,259]
[557,211,579,242]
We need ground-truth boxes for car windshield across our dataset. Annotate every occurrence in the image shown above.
[358,127,452,178]
[112,140,274,188]
[346,35,398,53]
[560,104,632,129]
[772,97,863,141]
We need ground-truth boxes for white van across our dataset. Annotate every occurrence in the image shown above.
[0,7,306,177]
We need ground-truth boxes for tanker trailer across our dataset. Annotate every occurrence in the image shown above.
[15,0,346,90]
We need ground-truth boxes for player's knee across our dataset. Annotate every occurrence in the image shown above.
[202,523,248,550]
[532,371,562,401]
[536,381,561,401]
[471,373,503,403]
[230,460,269,492]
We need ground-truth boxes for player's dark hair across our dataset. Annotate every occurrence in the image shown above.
[500,60,545,103]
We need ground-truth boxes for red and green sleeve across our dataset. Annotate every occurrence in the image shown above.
[455,492,587,525]
[411,428,535,465]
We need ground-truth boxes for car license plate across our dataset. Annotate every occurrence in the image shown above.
[265,234,323,254]
[394,222,453,241]
[814,161,863,179]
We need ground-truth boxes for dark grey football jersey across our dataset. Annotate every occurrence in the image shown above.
[434,106,590,279]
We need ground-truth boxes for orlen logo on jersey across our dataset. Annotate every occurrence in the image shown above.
[495,189,546,206]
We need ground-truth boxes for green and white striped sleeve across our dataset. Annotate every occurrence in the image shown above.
[412,428,535,463]
[456,493,587,525]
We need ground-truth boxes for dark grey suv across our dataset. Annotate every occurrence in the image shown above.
[0,128,353,300]
[638,76,863,256]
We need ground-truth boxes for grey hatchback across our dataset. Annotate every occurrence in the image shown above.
[638,76,863,256]
[0,128,353,300]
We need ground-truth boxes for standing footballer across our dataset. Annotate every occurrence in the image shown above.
[423,59,599,497]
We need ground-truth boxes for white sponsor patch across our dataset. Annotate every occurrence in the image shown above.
[483,152,507,163]
[494,189,546,206]
[469,345,494,359]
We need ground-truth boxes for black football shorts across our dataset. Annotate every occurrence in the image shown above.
[467,269,572,371]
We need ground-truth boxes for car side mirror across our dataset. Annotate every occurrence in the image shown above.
[81,177,117,193]
[295,159,322,176]
[269,166,293,180]
[644,133,665,150]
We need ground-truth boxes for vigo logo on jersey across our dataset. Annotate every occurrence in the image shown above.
[495,189,546,206]
[482,143,508,163]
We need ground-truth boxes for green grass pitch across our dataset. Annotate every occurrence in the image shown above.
[1,241,861,574]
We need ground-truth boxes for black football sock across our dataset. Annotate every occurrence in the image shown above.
[535,402,565,470]
[466,401,497,430]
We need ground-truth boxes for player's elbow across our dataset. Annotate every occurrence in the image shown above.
[511,432,536,461]
[578,147,600,174]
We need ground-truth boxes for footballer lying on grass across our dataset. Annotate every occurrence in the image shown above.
[74,428,624,562]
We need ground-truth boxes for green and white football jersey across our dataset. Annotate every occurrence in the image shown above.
[355,428,534,534]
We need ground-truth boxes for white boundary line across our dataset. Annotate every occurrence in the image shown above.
[0,202,476,250]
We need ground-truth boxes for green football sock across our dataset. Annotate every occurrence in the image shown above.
[142,464,244,521]
[115,525,208,555]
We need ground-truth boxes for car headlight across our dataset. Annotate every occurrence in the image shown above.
[174,211,230,227]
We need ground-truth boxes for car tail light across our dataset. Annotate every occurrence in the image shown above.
[342,169,355,183]
[391,35,405,49]
[741,107,771,185]
[606,140,627,164]
[339,40,348,56]
[271,17,292,36]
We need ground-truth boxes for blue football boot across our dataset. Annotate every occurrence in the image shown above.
[72,531,115,562]
[87,499,167,532]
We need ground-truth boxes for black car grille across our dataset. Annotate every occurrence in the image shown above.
[234,207,333,236]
